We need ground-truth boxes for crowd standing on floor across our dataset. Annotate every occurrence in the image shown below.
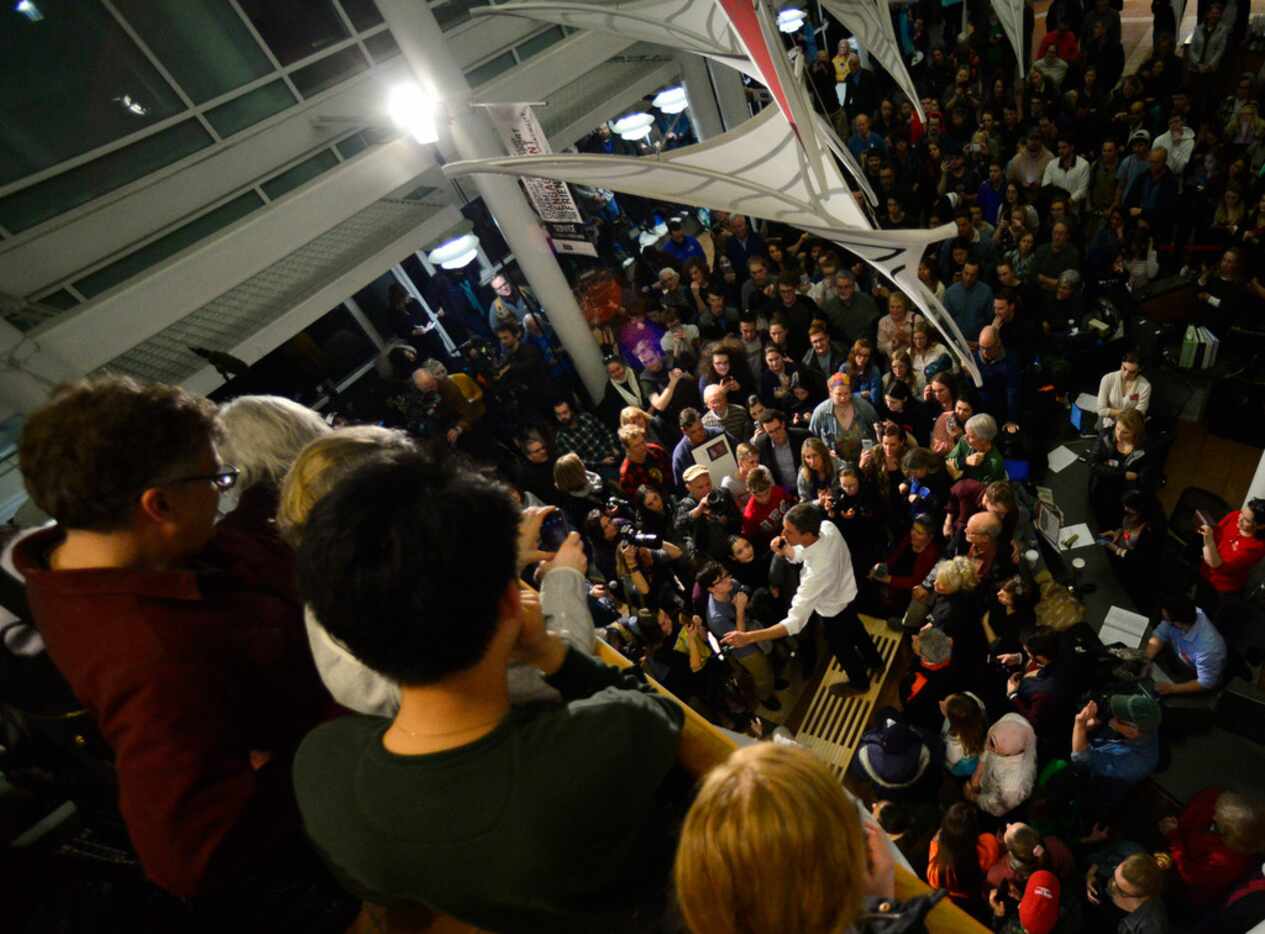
[7,1,1265,932]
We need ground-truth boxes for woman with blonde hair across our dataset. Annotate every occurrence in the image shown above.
[798,436,839,503]
[619,405,663,445]
[675,743,901,934]
[1086,850,1172,932]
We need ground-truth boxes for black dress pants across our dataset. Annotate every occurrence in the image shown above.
[819,602,884,687]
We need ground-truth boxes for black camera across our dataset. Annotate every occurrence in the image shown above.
[616,521,662,549]
[605,495,634,520]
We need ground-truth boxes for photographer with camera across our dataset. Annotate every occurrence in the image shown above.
[675,466,735,561]
[614,530,684,613]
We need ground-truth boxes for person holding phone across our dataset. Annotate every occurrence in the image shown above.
[1198,498,1265,615]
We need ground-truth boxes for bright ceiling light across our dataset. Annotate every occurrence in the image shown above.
[653,86,689,114]
[16,1,43,22]
[611,112,654,141]
[387,82,439,145]
[117,94,148,116]
[427,233,480,269]
[777,7,806,32]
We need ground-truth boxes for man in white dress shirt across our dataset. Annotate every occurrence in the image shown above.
[722,502,884,696]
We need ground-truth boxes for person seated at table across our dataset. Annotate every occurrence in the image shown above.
[1102,490,1165,614]
[945,413,1007,483]
[674,743,903,934]
[1096,350,1151,429]
[1198,497,1265,615]
[1071,693,1161,789]
[869,513,942,619]
[1088,409,1153,531]
[1145,593,1227,697]
[14,376,349,914]
[1158,788,1265,909]
[293,456,685,931]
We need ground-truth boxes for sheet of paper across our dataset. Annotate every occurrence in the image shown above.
[1035,486,1054,505]
[1075,392,1100,413]
[1057,523,1094,551]
[1098,605,1151,649]
[1047,445,1079,473]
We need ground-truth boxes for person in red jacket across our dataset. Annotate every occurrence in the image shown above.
[1198,500,1265,613]
[741,466,795,553]
[1160,787,1265,907]
[15,376,344,919]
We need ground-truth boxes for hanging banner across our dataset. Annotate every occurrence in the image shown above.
[485,103,597,256]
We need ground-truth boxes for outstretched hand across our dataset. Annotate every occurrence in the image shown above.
[862,824,896,900]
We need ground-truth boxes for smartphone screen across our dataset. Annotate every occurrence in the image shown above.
[539,511,569,551]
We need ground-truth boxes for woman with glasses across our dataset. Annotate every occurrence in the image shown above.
[1085,849,1172,934]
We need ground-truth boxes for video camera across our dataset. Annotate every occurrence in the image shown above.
[612,518,661,549]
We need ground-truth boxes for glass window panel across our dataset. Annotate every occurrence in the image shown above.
[335,132,368,160]
[464,52,515,87]
[205,81,296,138]
[517,26,564,60]
[237,0,350,66]
[113,0,272,104]
[364,29,400,63]
[0,0,184,187]
[433,0,484,32]
[290,46,368,99]
[262,150,340,201]
[0,120,212,234]
[36,289,79,311]
[339,0,384,31]
[75,193,264,298]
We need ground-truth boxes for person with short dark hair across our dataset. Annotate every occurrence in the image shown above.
[722,502,884,695]
[15,376,336,904]
[493,320,550,416]
[1146,594,1227,696]
[293,456,683,930]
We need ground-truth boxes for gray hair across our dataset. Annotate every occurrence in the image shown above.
[1057,269,1082,291]
[965,413,998,442]
[218,395,331,491]
[420,357,448,378]
[659,267,680,283]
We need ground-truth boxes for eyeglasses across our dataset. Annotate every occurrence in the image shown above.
[161,467,240,493]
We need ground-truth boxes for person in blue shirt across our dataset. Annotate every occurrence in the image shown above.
[1071,693,1161,787]
[1146,593,1227,695]
[698,562,784,711]
[944,260,995,343]
[847,113,888,161]
[660,219,706,268]
[724,214,767,284]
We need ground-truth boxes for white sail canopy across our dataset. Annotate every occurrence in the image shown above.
[819,0,925,123]
[469,0,760,79]
[990,0,1027,78]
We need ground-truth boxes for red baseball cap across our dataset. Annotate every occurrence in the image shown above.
[1019,870,1061,934]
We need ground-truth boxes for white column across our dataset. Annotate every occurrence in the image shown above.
[675,52,724,140]
[0,320,78,419]
[375,0,606,401]
[1247,450,1265,506]
[707,60,751,132]
[342,297,385,351]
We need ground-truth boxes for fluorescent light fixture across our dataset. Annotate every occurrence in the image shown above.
[16,1,42,22]
[118,94,148,116]
[652,86,689,114]
[387,82,439,145]
[427,233,480,269]
[611,112,654,141]
[777,7,806,32]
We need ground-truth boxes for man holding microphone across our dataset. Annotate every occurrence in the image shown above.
[722,502,885,696]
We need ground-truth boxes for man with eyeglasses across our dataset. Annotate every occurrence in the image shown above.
[14,376,342,917]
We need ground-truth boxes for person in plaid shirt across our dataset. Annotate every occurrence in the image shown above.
[552,400,621,482]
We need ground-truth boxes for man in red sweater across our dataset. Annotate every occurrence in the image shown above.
[15,377,347,922]
[616,424,671,496]
[1160,788,1265,907]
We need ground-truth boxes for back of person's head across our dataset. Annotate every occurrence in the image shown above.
[747,465,774,494]
[277,425,414,547]
[902,447,943,474]
[1021,626,1059,662]
[935,555,978,593]
[1214,791,1265,854]
[1118,852,1172,899]
[296,453,519,684]
[936,802,983,889]
[785,502,823,536]
[874,800,913,836]
[553,452,589,494]
[1005,823,1046,874]
[1246,498,1265,534]
[20,375,219,532]
[697,560,726,591]
[944,694,986,756]
[218,395,330,493]
[1158,592,1197,627]
[674,743,867,934]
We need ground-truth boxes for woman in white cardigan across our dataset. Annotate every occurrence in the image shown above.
[1096,351,1151,429]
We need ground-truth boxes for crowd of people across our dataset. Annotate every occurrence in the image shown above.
[8,1,1265,932]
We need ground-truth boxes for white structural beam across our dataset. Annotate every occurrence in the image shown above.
[547,60,681,149]
[181,205,463,397]
[32,137,435,376]
[475,31,640,103]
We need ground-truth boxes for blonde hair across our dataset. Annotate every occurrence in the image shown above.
[1115,407,1146,445]
[1119,852,1172,898]
[276,426,414,547]
[617,424,645,447]
[736,442,757,464]
[935,555,979,594]
[620,406,651,429]
[674,744,867,934]
[218,395,330,491]
[801,437,833,483]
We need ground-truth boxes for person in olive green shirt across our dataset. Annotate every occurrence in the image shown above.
[292,454,683,933]
[945,412,1007,483]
